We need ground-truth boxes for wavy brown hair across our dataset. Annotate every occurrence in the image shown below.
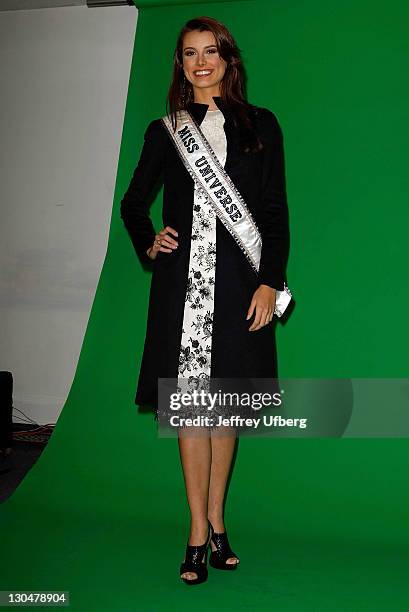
[166,16,263,153]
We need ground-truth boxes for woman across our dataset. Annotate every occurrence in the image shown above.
[120,16,291,584]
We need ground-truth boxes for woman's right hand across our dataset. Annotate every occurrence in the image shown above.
[146,226,179,260]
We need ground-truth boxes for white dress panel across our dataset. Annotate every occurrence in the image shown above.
[177,109,227,401]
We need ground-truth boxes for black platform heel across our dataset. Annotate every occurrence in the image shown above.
[180,521,213,585]
[208,521,240,570]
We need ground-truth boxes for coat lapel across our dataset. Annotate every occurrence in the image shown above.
[186,95,230,125]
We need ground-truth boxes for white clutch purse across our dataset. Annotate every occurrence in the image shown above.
[274,283,293,317]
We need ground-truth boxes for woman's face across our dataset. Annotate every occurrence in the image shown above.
[182,30,227,95]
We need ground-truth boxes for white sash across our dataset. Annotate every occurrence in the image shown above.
[160,109,292,317]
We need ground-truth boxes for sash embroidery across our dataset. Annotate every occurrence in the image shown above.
[160,109,293,317]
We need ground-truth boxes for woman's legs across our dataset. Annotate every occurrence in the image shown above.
[178,426,239,580]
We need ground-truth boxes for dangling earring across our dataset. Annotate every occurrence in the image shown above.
[181,74,186,106]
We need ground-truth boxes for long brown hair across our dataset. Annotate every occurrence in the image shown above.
[166,16,263,153]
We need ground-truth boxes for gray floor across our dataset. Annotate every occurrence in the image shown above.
[0,442,45,503]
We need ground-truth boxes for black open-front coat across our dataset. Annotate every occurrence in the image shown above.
[120,95,290,413]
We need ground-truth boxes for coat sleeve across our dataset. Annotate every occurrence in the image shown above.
[257,109,290,291]
[120,119,165,266]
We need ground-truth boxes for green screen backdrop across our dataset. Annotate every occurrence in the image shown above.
[1,0,408,610]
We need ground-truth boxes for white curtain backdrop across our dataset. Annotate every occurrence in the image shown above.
[0,4,137,423]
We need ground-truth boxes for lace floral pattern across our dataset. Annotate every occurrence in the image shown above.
[177,110,227,417]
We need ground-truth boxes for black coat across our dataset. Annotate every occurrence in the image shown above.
[120,96,290,413]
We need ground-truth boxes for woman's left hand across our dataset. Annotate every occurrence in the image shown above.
[246,285,276,331]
